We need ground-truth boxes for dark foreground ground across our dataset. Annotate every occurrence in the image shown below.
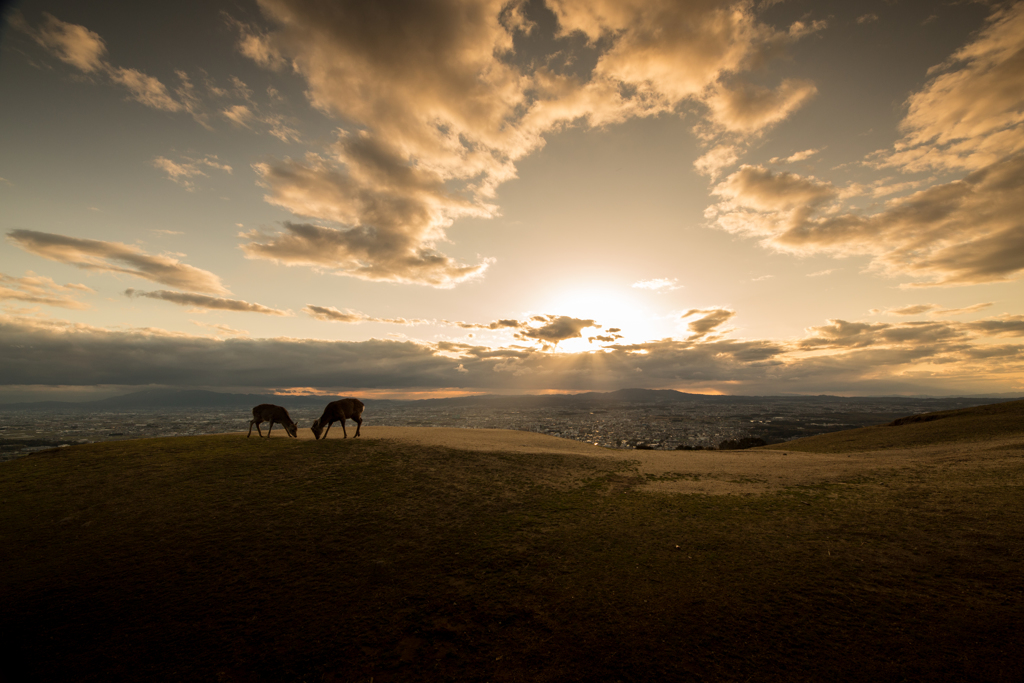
[2,404,1024,682]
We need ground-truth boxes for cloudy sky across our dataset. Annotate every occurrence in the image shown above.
[2,0,1023,402]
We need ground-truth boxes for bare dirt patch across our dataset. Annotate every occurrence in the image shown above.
[301,424,613,458]
[298,425,1024,496]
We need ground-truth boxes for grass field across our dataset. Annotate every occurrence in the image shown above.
[2,404,1024,682]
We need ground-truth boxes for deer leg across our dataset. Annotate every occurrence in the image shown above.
[267,421,274,438]
[322,421,332,439]
[354,415,362,437]
[247,420,255,437]
[256,421,264,437]
[341,419,348,438]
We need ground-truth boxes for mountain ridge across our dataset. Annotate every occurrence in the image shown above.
[2,387,1021,412]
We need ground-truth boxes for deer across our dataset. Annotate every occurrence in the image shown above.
[247,403,299,438]
[310,398,364,440]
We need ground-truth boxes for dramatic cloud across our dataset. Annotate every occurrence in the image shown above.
[703,78,817,135]
[693,144,740,179]
[241,130,497,287]
[0,272,94,310]
[13,5,829,295]
[799,319,964,350]
[707,154,1024,286]
[125,289,289,315]
[682,308,735,338]
[248,0,531,164]
[711,165,837,214]
[700,5,1024,287]
[878,3,1024,173]
[548,0,821,111]
[515,315,600,346]
[8,230,229,295]
[304,305,428,325]
[231,0,823,286]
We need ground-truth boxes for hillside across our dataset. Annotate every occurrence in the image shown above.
[2,423,1023,682]
[761,398,1024,453]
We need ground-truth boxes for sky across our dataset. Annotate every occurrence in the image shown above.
[1,0,1023,402]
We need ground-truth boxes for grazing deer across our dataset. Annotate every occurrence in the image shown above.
[311,398,364,440]
[247,404,299,438]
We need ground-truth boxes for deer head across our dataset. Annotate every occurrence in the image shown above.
[310,419,323,440]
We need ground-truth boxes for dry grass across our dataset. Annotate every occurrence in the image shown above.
[2,413,1024,682]
[759,399,1024,453]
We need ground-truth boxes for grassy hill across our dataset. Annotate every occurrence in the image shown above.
[2,417,1024,682]
[761,398,1024,453]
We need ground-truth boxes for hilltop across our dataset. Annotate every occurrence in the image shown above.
[760,398,1024,453]
[2,403,1023,682]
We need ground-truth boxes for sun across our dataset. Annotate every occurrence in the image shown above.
[538,284,677,351]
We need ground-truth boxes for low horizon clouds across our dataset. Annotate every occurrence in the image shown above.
[306,306,603,348]
[4,308,1021,395]
[0,272,94,310]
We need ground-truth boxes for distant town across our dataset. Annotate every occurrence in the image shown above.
[1,388,1019,461]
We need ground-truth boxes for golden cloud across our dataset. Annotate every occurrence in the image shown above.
[8,230,229,295]
[125,289,290,315]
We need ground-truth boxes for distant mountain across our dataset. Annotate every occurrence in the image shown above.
[1,387,1020,412]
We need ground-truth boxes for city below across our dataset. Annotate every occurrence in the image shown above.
[2,388,1020,462]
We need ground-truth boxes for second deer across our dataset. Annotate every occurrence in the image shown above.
[311,398,364,440]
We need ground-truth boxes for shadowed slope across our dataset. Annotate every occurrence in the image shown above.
[760,399,1024,454]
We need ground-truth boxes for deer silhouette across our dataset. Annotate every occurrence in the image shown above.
[247,404,299,438]
[311,398,364,439]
